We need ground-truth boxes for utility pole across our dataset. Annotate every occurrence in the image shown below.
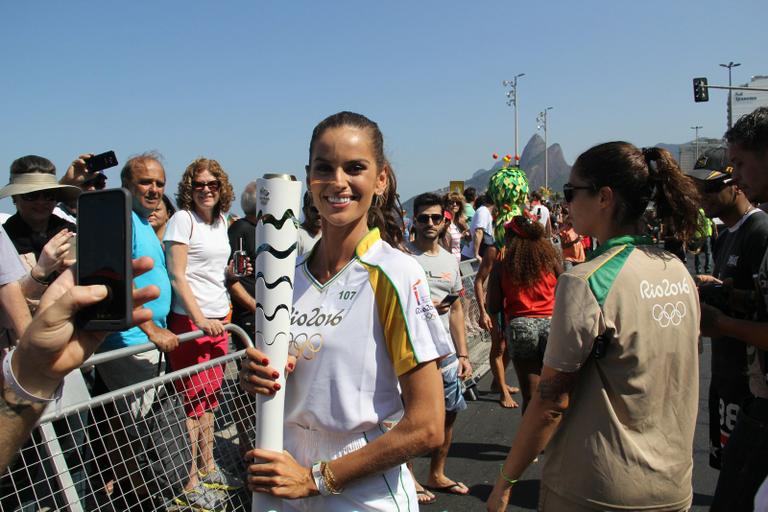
[720,61,741,129]
[503,73,525,166]
[690,125,703,159]
[537,107,553,191]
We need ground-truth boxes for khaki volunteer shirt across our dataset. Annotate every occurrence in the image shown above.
[543,239,700,511]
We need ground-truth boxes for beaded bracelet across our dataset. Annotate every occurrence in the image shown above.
[498,464,518,486]
[2,348,63,404]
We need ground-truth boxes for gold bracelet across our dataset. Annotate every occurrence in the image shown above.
[322,461,343,495]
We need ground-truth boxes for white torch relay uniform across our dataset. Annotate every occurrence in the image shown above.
[282,228,455,512]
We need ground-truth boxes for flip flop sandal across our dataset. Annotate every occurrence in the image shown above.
[416,489,437,504]
[425,481,470,495]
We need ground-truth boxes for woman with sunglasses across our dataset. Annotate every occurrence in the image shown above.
[164,158,241,508]
[488,143,702,512]
[441,192,468,262]
[0,156,79,318]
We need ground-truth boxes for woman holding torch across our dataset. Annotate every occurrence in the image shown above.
[240,111,454,511]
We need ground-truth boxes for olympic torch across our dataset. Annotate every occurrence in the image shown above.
[252,174,301,512]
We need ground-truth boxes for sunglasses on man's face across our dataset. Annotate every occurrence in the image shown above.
[19,190,57,202]
[192,180,221,192]
[562,182,594,203]
[415,213,444,225]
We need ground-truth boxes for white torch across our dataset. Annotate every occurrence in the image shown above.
[252,174,301,512]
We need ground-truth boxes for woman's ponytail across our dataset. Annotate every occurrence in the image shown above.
[643,147,701,242]
[367,160,404,249]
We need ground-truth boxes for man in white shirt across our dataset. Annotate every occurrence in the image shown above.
[460,194,495,262]
[530,191,552,237]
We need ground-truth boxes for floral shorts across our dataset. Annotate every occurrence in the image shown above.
[505,317,551,361]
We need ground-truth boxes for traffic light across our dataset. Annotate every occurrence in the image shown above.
[693,77,709,102]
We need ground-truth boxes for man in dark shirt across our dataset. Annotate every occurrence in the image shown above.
[687,147,768,469]
[228,182,258,343]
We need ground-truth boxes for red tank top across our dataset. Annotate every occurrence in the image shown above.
[500,267,557,319]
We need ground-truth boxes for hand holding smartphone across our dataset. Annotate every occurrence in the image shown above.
[76,188,132,330]
[85,150,118,174]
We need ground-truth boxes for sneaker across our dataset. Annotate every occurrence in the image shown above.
[199,465,244,491]
[172,485,228,512]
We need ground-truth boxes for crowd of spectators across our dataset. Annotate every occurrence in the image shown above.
[0,106,767,511]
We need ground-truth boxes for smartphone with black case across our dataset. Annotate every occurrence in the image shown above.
[441,294,460,306]
[76,188,132,330]
[85,150,118,173]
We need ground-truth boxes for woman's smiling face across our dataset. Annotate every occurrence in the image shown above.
[307,125,387,233]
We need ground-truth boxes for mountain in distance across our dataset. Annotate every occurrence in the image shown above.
[401,133,572,214]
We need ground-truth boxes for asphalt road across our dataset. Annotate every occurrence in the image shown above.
[411,339,719,511]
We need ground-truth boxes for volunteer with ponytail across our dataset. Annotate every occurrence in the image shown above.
[487,142,702,512]
[240,111,453,511]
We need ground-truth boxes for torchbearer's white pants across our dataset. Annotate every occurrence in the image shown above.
[281,423,419,512]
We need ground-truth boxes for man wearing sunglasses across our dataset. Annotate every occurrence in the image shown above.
[684,147,768,474]
[406,193,472,503]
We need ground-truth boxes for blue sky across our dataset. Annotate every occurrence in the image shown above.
[1,1,765,214]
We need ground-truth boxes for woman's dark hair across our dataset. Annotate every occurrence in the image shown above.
[11,155,55,176]
[162,194,176,217]
[502,215,561,287]
[308,111,404,247]
[573,141,700,242]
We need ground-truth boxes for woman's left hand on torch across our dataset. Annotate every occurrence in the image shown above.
[245,448,319,498]
[239,346,297,396]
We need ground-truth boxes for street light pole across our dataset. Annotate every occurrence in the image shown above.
[537,107,553,191]
[503,73,525,165]
[720,61,741,129]
[690,125,703,159]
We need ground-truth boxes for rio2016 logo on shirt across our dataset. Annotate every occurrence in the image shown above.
[290,307,346,327]
[639,279,692,300]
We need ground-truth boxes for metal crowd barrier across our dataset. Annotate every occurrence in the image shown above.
[0,270,494,511]
[458,259,493,399]
[1,324,255,512]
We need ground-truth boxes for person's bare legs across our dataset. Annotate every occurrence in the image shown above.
[184,417,201,491]
[427,411,468,494]
[512,358,543,414]
[490,328,518,408]
[407,462,435,504]
[199,411,216,474]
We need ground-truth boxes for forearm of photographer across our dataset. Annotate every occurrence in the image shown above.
[0,258,158,474]
[701,303,768,349]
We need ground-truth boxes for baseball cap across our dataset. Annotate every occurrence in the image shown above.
[685,147,733,182]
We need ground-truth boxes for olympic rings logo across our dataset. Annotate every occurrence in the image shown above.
[651,301,687,328]
[289,332,324,360]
